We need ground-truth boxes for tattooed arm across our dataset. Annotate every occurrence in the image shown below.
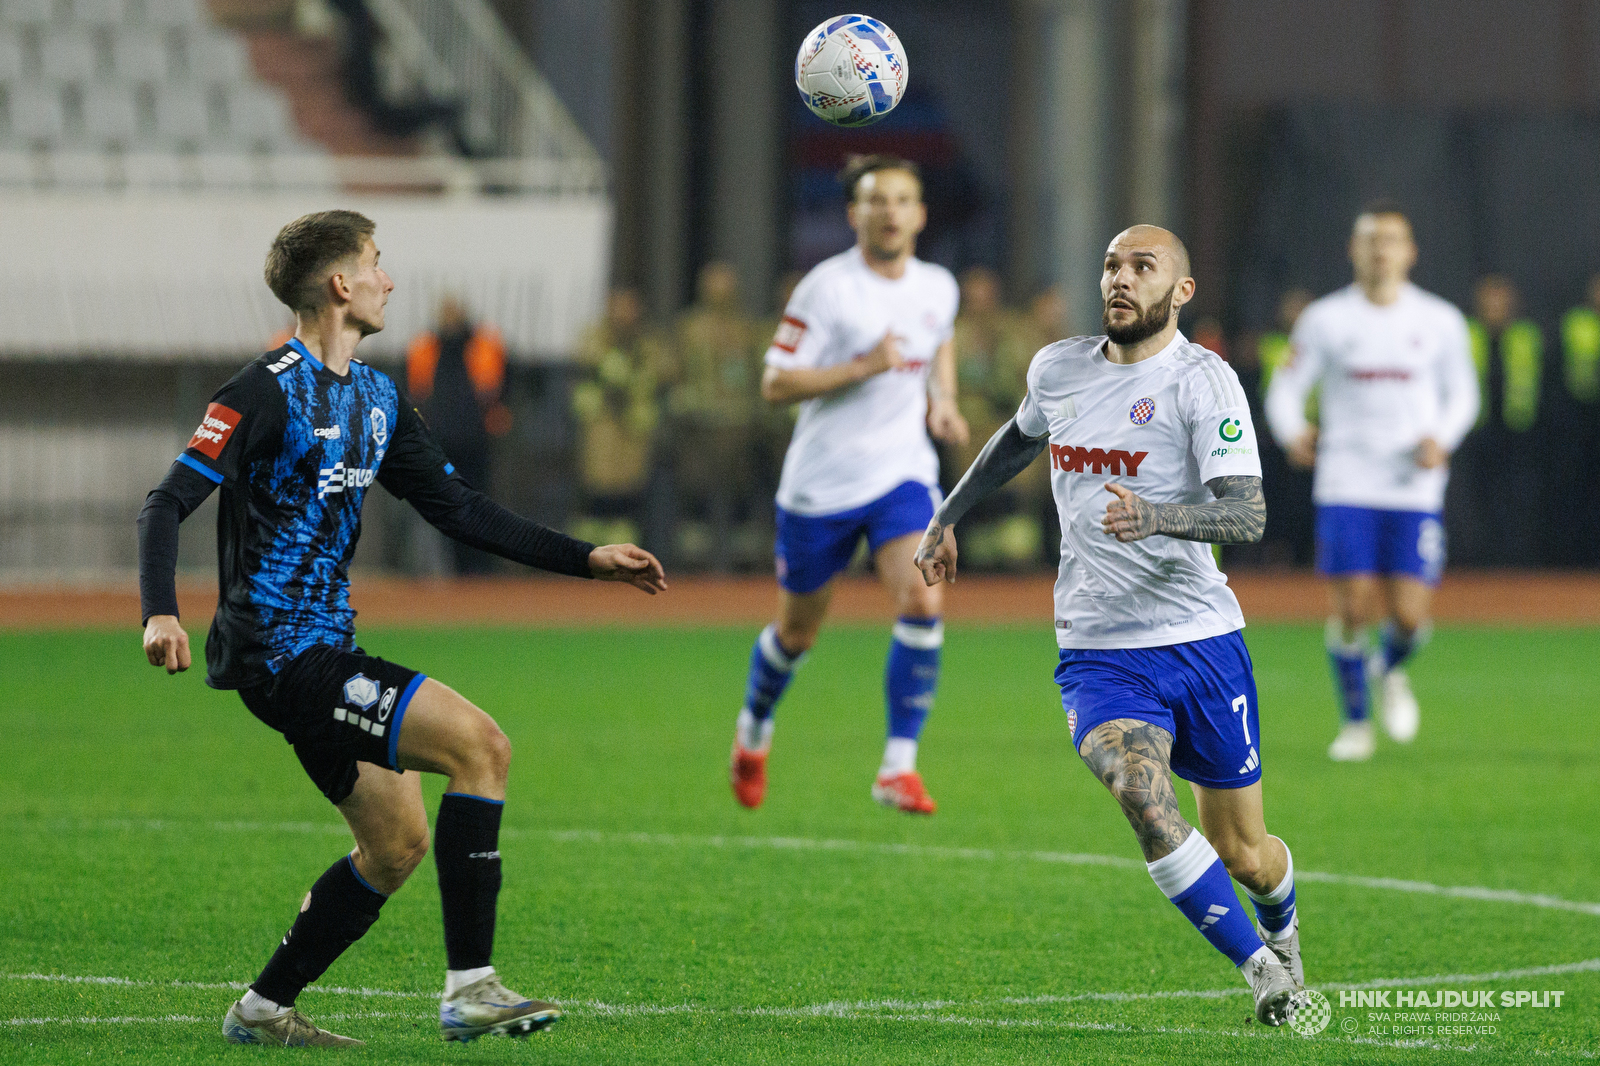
[914,418,1049,585]
[1100,474,1265,545]
[1079,719,1193,861]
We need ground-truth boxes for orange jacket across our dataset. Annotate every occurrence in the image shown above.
[406,326,506,402]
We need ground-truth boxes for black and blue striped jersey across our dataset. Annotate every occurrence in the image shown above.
[139,339,594,690]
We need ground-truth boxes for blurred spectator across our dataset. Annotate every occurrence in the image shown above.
[1025,286,1070,349]
[1253,288,1317,566]
[1457,275,1545,565]
[751,272,804,509]
[668,262,764,570]
[1556,275,1600,564]
[570,288,666,549]
[1255,288,1315,396]
[949,268,1045,568]
[326,0,466,148]
[1192,315,1229,362]
[406,295,509,574]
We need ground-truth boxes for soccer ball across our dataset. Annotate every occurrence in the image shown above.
[794,14,908,128]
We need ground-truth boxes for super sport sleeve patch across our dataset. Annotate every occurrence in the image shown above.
[187,403,241,459]
[772,315,807,354]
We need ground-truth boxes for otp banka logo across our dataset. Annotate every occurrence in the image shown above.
[1050,444,1148,476]
[317,461,376,499]
[1219,418,1244,442]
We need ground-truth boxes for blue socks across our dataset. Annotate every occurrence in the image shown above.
[737,624,802,750]
[1147,831,1265,968]
[1325,619,1369,722]
[886,617,942,741]
[1379,621,1428,673]
[1244,836,1297,937]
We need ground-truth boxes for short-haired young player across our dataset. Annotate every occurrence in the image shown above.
[916,226,1302,1025]
[730,155,969,814]
[137,210,666,1047]
[1265,205,1478,762]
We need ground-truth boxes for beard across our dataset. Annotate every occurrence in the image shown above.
[1103,282,1177,345]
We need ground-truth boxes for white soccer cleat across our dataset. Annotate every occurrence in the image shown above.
[1258,913,1303,989]
[1239,952,1297,1026]
[1327,720,1375,762]
[1379,668,1420,743]
[222,1001,363,1047]
[439,973,561,1042]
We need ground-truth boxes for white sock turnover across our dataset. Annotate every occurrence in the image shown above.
[444,965,496,997]
[879,737,917,776]
[238,988,288,1022]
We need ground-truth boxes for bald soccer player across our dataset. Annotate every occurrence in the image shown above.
[916,226,1303,1025]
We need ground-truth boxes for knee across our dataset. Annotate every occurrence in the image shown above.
[1212,835,1264,884]
[775,621,818,655]
[478,721,511,782]
[359,829,430,890]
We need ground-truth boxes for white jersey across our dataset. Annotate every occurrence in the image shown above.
[767,247,959,515]
[1016,332,1263,650]
[1265,283,1479,512]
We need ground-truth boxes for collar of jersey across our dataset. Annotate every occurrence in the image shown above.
[1092,330,1185,376]
[285,336,328,374]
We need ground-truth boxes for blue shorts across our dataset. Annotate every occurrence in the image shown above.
[1316,505,1445,585]
[1056,630,1261,789]
[774,480,939,595]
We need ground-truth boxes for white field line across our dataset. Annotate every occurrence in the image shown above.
[7,957,1598,1014]
[2,1011,414,1027]
[52,818,1600,919]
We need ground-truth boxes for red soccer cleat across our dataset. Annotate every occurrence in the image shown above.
[730,743,768,809]
[872,770,936,814]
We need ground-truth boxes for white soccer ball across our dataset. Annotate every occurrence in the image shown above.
[794,14,908,128]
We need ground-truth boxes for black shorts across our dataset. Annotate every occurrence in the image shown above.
[239,644,427,805]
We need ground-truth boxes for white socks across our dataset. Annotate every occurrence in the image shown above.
[879,737,918,777]
[238,988,288,1022]
[735,707,774,752]
[444,965,495,997]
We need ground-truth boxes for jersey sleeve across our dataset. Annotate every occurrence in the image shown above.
[177,365,285,485]
[765,272,835,370]
[1013,349,1052,439]
[378,401,596,578]
[1264,305,1327,446]
[1186,355,1263,483]
[1434,304,1481,451]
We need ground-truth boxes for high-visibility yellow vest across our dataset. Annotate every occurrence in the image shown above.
[1467,318,1542,432]
[1256,331,1319,421]
[1561,306,1600,404]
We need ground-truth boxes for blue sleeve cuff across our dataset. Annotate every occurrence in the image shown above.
[176,453,224,484]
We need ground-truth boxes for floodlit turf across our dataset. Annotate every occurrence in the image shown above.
[3,621,1598,1064]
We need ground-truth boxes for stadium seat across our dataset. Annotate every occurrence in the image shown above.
[110,30,169,82]
[4,84,65,142]
[71,0,129,26]
[121,148,187,188]
[139,0,203,27]
[80,80,140,145]
[151,81,209,144]
[195,150,260,188]
[0,32,27,81]
[190,31,250,85]
[48,148,112,188]
[39,30,100,82]
[0,0,56,27]
[0,147,34,185]
[223,86,295,147]
[267,151,337,189]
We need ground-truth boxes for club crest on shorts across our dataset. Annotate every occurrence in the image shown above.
[1066,707,1078,737]
[342,673,380,711]
[1129,397,1156,425]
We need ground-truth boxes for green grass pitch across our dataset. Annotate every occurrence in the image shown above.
[3,621,1598,1064]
